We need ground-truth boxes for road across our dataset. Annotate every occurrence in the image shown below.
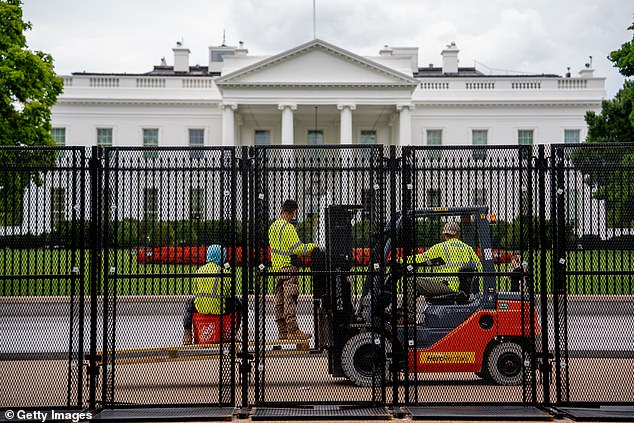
[1,296,633,355]
[1,296,633,408]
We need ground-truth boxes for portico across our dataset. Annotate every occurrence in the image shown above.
[215,39,418,147]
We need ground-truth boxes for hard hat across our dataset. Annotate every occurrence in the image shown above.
[442,221,460,235]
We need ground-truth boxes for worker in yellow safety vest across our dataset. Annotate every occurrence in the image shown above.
[268,199,318,340]
[182,244,240,345]
[400,221,482,319]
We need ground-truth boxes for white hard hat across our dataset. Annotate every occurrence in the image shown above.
[442,221,460,235]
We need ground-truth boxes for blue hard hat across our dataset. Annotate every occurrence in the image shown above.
[206,244,226,265]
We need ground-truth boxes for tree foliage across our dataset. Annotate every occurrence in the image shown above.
[0,0,63,225]
[609,23,634,78]
[570,22,634,229]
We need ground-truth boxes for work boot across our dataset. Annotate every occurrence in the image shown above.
[183,328,193,345]
[276,319,287,340]
[287,329,312,340]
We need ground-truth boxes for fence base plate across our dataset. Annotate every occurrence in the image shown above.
[556,406,634,422]
[93,406,234,421]
[406,405,552,420]
[251,405,390,420]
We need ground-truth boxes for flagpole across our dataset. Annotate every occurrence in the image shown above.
[313,0,316,39]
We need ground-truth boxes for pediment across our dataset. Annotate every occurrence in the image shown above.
[216,39,418,89]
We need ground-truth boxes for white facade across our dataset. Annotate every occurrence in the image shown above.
[6,39,614,237]
[51,39,605,149]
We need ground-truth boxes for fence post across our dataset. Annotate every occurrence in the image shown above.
[551,145,569,404]
[538,145,551,405]
[87,146,102,410]
[239,146,251,413]
[388,145,398,405]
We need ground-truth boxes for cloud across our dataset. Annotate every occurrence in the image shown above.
[21,0,630,96]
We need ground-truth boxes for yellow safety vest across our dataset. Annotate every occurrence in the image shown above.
[268,218,317,271]
[412,239,482,291]
[193,261,230,314]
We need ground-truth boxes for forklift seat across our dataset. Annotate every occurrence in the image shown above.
[458,263,478,295]
[426,290,469,305]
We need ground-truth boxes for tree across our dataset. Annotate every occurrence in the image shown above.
[570,22,634,229]
[0,0,63,225]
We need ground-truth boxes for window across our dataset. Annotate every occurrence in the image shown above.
[254,130,271,146]
[211,49,235,62]
[359,130,377,144]
[97,128,113,147]
[472,129,488,160]
[473,188,487,206]
[307,129,324,162]
[51,127,66,158]
[143,188,159,221]
[427,189,441,207]
[307,129,324,145]
[52,188,66,229]
[143,128,159,159]
[518,129,534,145]
[359,130,376,162]
[190,188,205,220]
[564,129,580,159]
[189,128,204,159]
[51,128,66,146]
[426,129,442,161]
[564,129,580,144]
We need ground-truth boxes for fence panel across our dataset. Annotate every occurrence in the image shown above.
[96,147,240,407]
[555,143,634,404]
[251,145,388,406]
[0,147,89,408]
[398,145,541,405]
[1,144,633,413]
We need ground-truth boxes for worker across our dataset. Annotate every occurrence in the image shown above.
[400,221,482,319]
[182,244,240,345]
[268,199,318,340]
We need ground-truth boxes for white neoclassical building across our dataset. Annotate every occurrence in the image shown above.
[5,38,616,238]
[51,38,605,149]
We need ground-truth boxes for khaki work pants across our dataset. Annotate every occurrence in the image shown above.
[274,265,300,333]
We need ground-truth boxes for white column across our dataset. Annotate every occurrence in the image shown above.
[397,103,413,146]
[221,103,237,146]
[278,103,297,199]
[337,104,356,144]
[278,103,297,145]
[337,104,356,202]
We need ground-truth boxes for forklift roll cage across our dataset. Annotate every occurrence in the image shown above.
[314,204,539,387]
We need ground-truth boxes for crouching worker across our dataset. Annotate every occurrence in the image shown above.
[182,244,241,345]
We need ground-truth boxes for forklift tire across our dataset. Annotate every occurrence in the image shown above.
[341,332,392,387]
[486,342,523,386]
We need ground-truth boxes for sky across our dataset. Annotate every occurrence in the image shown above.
[21,0,633,98]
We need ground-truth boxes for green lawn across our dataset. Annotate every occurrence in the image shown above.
[1,249,632,296]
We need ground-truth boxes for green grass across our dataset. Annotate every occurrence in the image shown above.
[1,249,633,296]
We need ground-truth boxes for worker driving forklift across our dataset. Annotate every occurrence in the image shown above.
[312,205,542,387]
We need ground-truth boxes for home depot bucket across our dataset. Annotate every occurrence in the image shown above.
[192,312,238,344]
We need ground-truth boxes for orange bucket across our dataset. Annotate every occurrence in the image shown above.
[192,312,238,344]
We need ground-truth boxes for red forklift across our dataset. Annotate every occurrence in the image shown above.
[312,205,542,387]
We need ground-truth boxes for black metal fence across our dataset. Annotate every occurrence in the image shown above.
[1,144,633,415]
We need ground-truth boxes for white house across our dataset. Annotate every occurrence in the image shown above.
[7,38,614,238]
[51,38,605,149]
